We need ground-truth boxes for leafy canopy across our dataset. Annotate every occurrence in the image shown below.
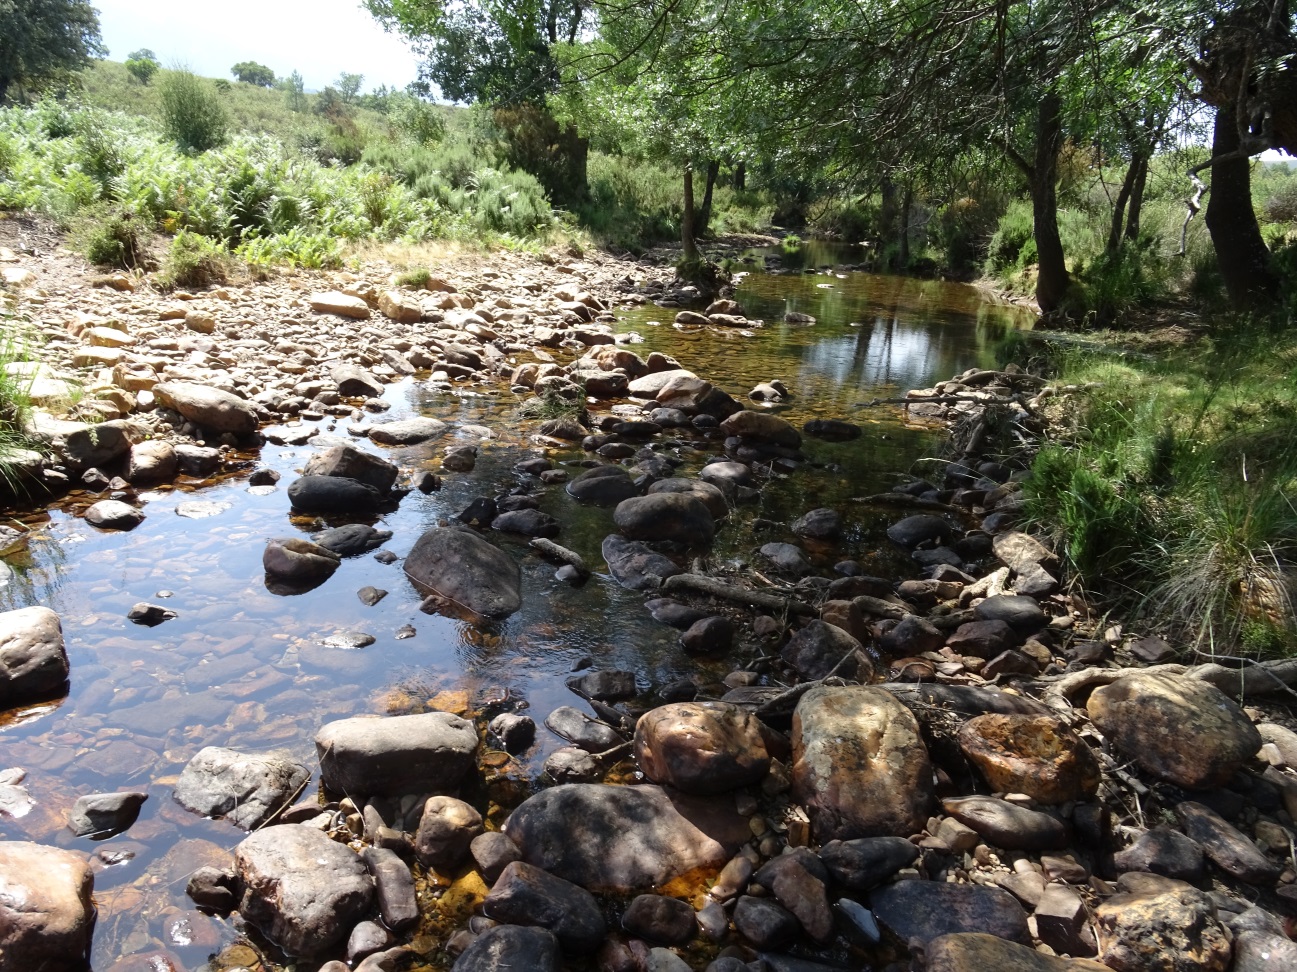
[231,61,276,87]
[0,0,105,103]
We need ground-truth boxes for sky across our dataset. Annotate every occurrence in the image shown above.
[92,0,425,93]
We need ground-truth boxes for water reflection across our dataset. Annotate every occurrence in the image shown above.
[0,258,1031,970]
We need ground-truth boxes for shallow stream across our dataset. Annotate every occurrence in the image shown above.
[0,244,1034,970]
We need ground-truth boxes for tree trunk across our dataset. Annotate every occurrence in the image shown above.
[1204,103,1278,310]
[682,166,699,264]
[696,160,720,237]
[1107,155,1140,253]
[1125,154,1148,242]
[1031,91,1071,314]
[898,185,912,267]
[733,161,746,191]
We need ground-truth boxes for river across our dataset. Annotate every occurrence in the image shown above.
[0,244,1033,970]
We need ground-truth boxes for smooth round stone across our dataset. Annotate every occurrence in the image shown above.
[84,500,145,530]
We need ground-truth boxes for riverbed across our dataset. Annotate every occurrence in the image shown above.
[0,245,1033,970]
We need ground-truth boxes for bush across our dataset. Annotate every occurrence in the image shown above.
[159,70,229,153]
[74,110,125,195]
[985,199,1036,274]
[81,208,148,268]
[158,230,229,288]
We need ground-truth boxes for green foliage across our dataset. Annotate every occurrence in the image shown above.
[0,0,104,102]
[336,73,364,103]
[80,207,147,268]
[159,70,229,153]
[158,230,230,289]
[1025,332,1297,654]
[125,50,159,86]
[231,61,275,88]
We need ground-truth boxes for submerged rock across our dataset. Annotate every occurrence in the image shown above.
[174,746,310,829]
[67,791,148,838]
[602,534,682,590]
[613,493,715,545]
[404,525,522,618]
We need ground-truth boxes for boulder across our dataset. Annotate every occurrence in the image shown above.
[719,410,801,448]
[791,508,843,540]
[483,861,607,954]
[85,499,145,530]
[263,538,341,587]
[0,842,96,970]
[1113,828,1205,882]
[303,443,399,492]
[174,746,310,829]
[973,594,1047,633]
[503,783,747,892]
[493,509,561,538]
[792,685,933,841]
[235,825,373,957]
[941,796,1068,850]
[733,895,799,949]
[946,620,1020,659]
[602,534,682,591]
[1094,886,1230,972]
[782,619,870,681]
[957,714,1100,804]
[51,418,135,469]
[927,934,1110,972]
[452,925,559,972]
[634,702,770,794]
[818,836,920,890]
[368,417,448,445]
[405,525,522,618]
[0,605,69,709]
[153,382,258,435]
[414,795,484,871]
[312,524,392,557]
[1232,931,1297,972]
[628,368,699,398]
[378,290,423,323]
[311,290,371,317]
[67,791,147,838]
[1174,802,1281,884]
[567,465,640,506]
[1087,672,1262,789]
[869,881,1030,946]
[316,711,478,797]
[287,475,384,514]
[622,894,697,946]
[647,478,729,519]
[887,514,952,548]
[614,493,715,545]
[125,440,178,485]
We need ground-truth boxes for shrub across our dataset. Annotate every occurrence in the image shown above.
[985,199,1035,274]
[158,230,229,288]
[159,70,229,153]
[74,110,125,195]
[81,208,148,268]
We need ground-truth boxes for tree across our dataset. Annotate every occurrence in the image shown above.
[279,70,306,111]
[0,0,105,103]
[336,72,364,103]
[230,60,275,87]
[125,48,159,85]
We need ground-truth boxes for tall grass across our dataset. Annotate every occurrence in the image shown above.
[1024,329,1297,655]
[0,305,42,493]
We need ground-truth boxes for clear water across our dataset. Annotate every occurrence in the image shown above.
[0,248,1032,970]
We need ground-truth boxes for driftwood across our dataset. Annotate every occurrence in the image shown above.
[851,493,961,513]
[530,538,588,573]
[1042,657,1297,703]
[660,573,817,616]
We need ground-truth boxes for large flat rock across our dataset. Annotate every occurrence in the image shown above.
[315,711,478,797]
[154,382,258,435]
[174,746,310,829]
[0,841,96,971]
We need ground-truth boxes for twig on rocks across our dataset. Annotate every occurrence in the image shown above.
[661,573,817,616]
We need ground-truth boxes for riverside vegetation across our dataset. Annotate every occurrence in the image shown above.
[2,1,1297,971]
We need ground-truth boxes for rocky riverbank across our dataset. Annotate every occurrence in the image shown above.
[1,226,1296,972]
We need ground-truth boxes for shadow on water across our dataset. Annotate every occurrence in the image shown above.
[0,255,1031,969]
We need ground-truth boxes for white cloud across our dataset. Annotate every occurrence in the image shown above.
[94,0,424,92]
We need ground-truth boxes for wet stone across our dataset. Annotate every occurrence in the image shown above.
[680,615,735,656]
[603,534,682,590]
[545,747,601,783]
[489,713,537,753]
[0,605,69,709]
[622,894,697,946]
[941,796,1068,851]
[567,669,637,701]
[483,861,607,954]
[734,895,799,949]
[357,587,388,606]
[545,706,622,752]
[0,841,96,971]
[869,880,1030,947]
[313,523,392,557]
[67,791,148,838]
[85,499,145,530]
[322,630,376,648]
[470,832,521,885]
[315,711,478,797]
[645,598,710,629]
[174,746,310,830]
